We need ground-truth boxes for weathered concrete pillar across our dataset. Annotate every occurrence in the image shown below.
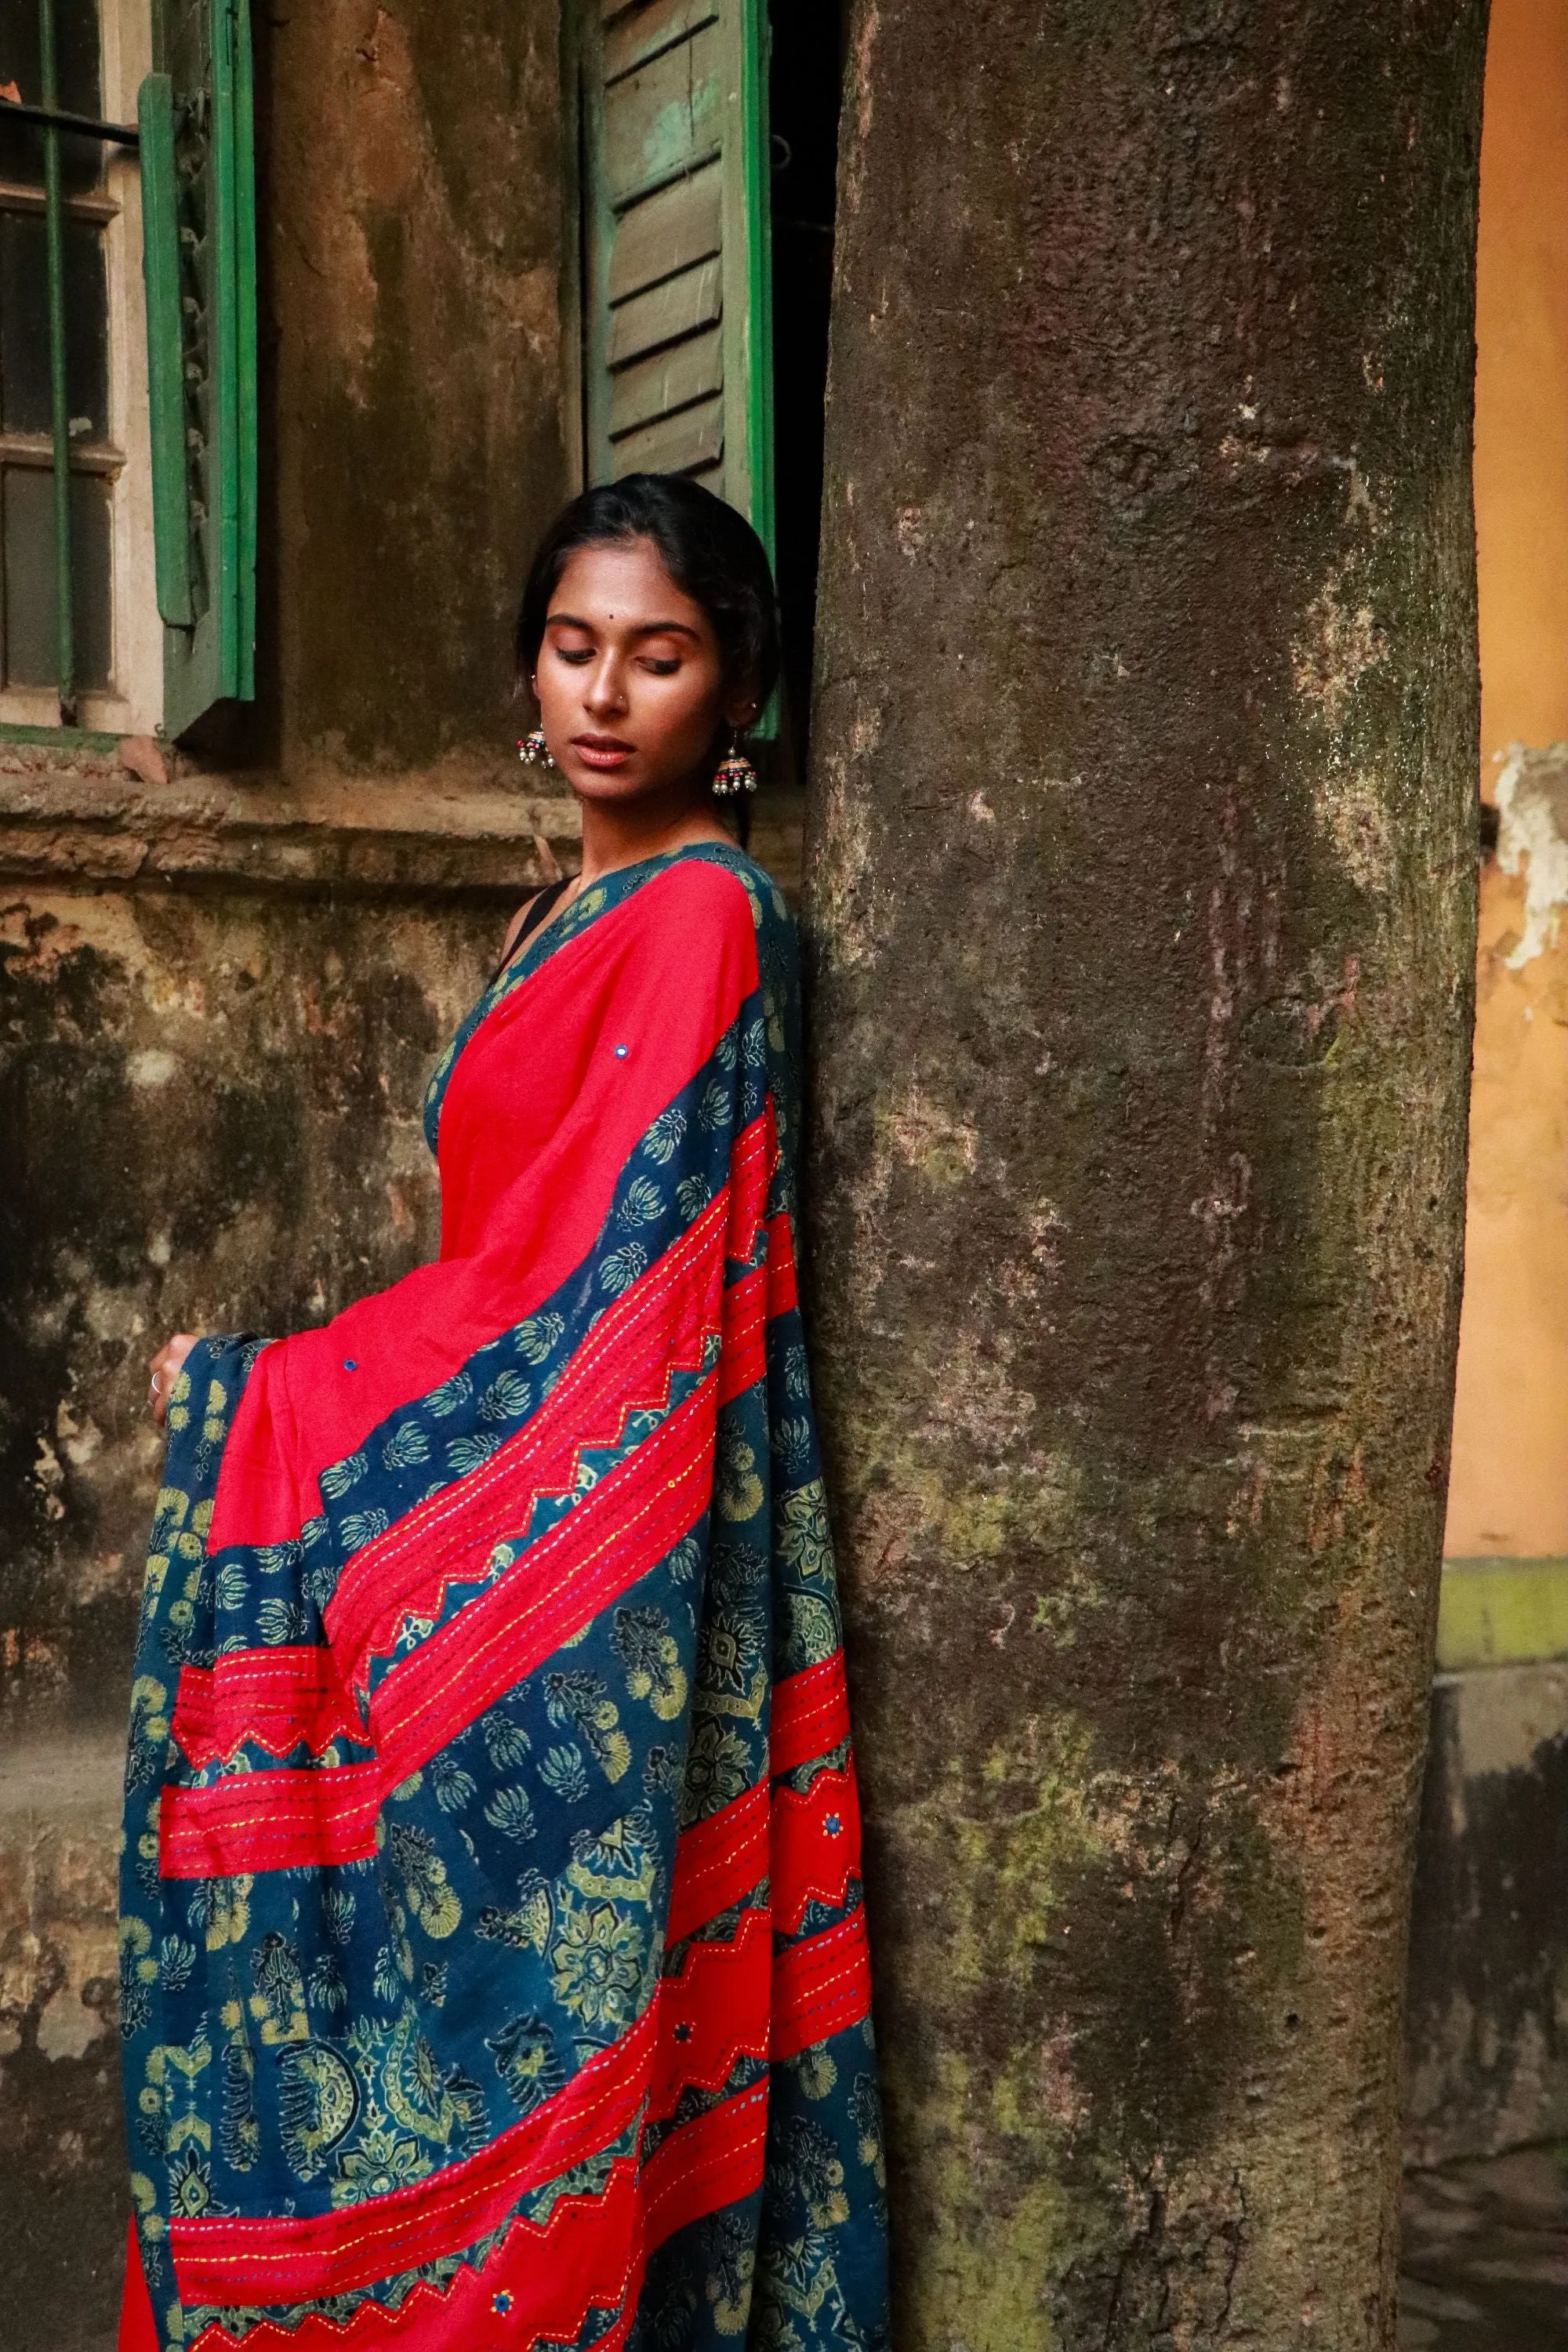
[803,5,1487,2345]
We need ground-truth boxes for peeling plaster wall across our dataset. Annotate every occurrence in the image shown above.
[1407,0,1568,2171]
[0,5,569,2339]
[0,892,506,1744]
[263,0,567,771]
[1447,761,1568,1562]
[1446,0,1568,1562]
[0,891,504,2349]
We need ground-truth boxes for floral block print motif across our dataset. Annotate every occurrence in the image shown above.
[120,847,890,2352]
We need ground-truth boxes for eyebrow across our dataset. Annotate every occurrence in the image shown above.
[546,612,702,642]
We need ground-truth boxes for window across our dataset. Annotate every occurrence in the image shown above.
[0,0,158,731]
[568,0,775,554]
[0,0,255,743]
[568,0,853,779]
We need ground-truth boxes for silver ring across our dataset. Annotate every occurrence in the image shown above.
[149,1375,161,1399]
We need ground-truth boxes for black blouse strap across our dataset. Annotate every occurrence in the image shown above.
[493,875,572,982]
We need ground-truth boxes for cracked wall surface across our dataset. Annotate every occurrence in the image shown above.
[807,0,1483,2342]
[0,889,512,2349]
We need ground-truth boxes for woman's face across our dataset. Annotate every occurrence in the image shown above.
[533,536,751,808]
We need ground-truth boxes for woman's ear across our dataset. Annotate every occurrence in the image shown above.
[723,680,760,730]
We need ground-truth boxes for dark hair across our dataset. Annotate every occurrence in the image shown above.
[514,473,780,719]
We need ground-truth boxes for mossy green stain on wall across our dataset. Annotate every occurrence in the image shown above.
[0,882,506,2344]
[807,0,1485,2340]
[1438,1559,1568,1669]
[0,892,499,1741]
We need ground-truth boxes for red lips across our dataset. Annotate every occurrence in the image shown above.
[571,733,635,769]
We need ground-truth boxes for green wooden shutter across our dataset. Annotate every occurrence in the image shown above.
[138,0,256,741]
[573,0,775,561]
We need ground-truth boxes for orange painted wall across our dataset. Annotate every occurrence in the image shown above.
[1445,0,1568,1558]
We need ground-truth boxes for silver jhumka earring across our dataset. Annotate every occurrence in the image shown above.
[517,728,555,770]
[712,731,758,797]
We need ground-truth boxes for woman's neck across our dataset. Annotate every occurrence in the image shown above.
[575,780,734,887]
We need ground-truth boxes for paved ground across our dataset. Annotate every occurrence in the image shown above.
[1399,2147,1568,2348]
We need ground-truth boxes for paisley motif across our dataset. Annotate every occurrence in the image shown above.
[277,2041,360,2180]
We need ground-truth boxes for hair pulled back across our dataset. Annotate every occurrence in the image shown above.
[514,473,780,721]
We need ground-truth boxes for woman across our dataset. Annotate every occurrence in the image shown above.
[121,476,891,2352]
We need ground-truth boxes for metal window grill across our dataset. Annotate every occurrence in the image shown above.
[2,0,136,725]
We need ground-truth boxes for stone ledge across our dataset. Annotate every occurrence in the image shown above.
[0,748,805,898]
[0,748,582,897]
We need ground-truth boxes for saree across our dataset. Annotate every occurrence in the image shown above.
[119,843,891,2352]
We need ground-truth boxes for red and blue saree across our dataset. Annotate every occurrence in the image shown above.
[119,844,891,2352]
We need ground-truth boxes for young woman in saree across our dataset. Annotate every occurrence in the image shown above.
[120,476,891,2352]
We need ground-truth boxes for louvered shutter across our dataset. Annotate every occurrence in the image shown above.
[573,0,775,561]
[138,0,256,740]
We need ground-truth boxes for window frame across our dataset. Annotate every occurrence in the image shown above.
[564,0,775,554]
[0,0,162,739]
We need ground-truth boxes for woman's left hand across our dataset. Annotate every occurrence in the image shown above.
[148,1334,199,1428]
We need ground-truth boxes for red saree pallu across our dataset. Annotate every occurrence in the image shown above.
[119,845,891,2352]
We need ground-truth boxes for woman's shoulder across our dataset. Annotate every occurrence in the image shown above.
[671,848,801,1041]
[618,844,797,1011]
[673,840,795,940]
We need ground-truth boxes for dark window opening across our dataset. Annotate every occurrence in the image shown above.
[0,0,106,191]
[767,0,844,779]
[0,0,116,707]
